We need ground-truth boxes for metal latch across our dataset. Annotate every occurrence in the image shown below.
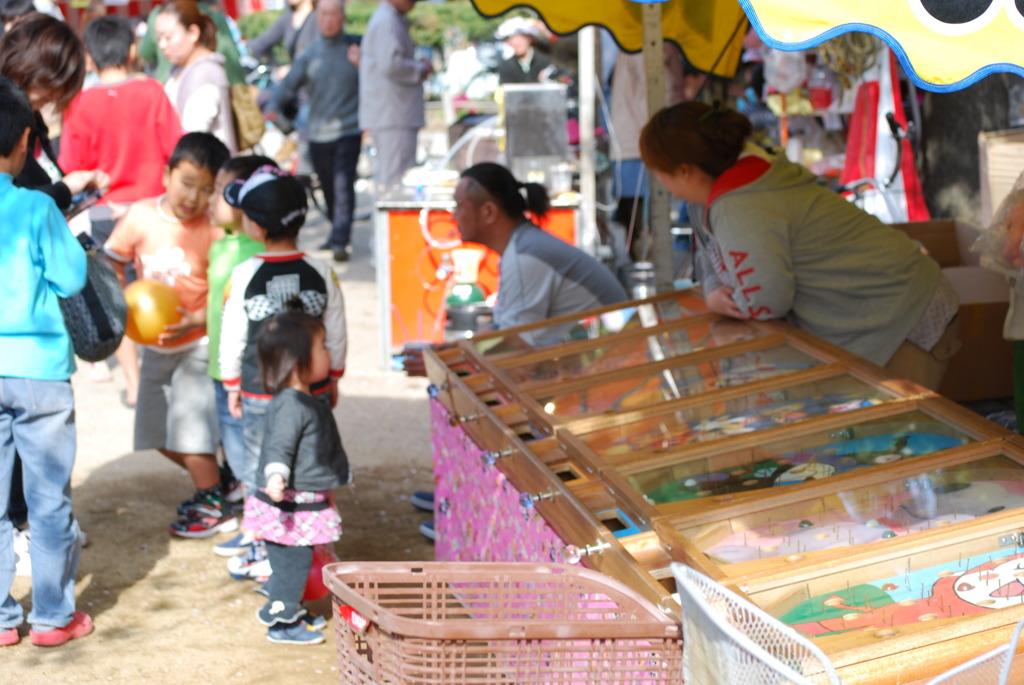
[998,531,1024,547]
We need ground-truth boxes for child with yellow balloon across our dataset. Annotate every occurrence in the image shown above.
[103,132,236,538]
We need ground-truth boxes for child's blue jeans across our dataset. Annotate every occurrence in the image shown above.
[214,381,245,486]
[241,394,271,494]
[0,377,81,630]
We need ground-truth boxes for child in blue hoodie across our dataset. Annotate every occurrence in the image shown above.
[0,76,91,647]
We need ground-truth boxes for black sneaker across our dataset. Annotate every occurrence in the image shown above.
[177,486,223,517]
[219,464,243,503]
[169,501,238,538]
[176,491,203,517]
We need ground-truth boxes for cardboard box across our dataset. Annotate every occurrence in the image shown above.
[979,128,1024,227]
[891,219,1013,402]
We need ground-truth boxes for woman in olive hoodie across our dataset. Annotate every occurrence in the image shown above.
[640,101,960,390]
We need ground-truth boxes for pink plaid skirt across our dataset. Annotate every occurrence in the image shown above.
[243,489,343,546]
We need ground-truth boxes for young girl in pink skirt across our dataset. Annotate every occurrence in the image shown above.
[246,306,351,645]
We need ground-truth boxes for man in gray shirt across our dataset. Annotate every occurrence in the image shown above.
[405,162,627,540]
[267,0,360,261]
[405,161,627,365]
[455,163,628,345]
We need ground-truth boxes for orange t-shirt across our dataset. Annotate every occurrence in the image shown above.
[106,196,224,348]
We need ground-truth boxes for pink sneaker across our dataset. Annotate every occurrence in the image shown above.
[0,628,18,646]
[28,611,93,647]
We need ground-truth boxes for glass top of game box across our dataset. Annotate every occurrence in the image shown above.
[529,342,822,418]
[469,290,708,359]
[677,447,1017,570]
[494,316,764,387]
[580,374,897,460]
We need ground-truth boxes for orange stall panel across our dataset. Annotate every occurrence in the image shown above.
[379,205,578,357]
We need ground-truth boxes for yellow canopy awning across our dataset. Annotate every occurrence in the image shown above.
[471,0,749,78]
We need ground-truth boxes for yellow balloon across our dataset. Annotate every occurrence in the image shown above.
[124,279,181,345]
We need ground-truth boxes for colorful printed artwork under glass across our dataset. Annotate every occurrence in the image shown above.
[690,454,1018,564]
[585,375,891,459]
[532,344,819,417]
[773,549,1024,636]
[626,412,971,506]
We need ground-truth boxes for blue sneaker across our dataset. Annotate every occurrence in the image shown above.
[410,490,434,512]
[267,620,325,645]
[418,519,437,542]
[304,611,327,630]
[213,531,254,557]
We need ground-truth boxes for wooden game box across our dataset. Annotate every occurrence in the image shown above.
[423,289,1022,682]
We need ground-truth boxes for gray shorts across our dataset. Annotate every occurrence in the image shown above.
[135,341,219,455]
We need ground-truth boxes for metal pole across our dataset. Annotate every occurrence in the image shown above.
[578,26,598,256]
[641,3,675,291]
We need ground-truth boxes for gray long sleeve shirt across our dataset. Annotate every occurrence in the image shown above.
[269,34,359,143]
[495,222,629,346]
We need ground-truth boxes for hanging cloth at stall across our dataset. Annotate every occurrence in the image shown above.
[840,49,929,223]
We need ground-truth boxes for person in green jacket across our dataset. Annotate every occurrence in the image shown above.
[139,0,245,85]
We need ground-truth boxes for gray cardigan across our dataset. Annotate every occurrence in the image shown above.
[269,34,359,143]
[259,388,351,492]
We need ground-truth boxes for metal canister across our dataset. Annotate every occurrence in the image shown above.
[629,261,656,300]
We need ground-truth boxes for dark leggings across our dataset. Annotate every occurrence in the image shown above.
[266,541,313,612]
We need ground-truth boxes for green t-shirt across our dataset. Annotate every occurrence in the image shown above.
[207,232,264,379]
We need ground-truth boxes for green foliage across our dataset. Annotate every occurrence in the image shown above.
[237,9,281,40]
[237,9,288,64]
[238,1,515,64]
[343,0,375,34]
[343,0,506,47]
[406,1,506,48]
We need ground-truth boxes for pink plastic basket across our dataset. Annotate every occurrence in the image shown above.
[324,561,683,684]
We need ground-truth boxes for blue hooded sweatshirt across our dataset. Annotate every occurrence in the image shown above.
[0,173,86,381]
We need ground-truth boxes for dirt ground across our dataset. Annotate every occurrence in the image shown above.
[7,213,438,683]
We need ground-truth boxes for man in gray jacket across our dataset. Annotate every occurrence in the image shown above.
[267,0,360,261]
[358,0,432,192]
